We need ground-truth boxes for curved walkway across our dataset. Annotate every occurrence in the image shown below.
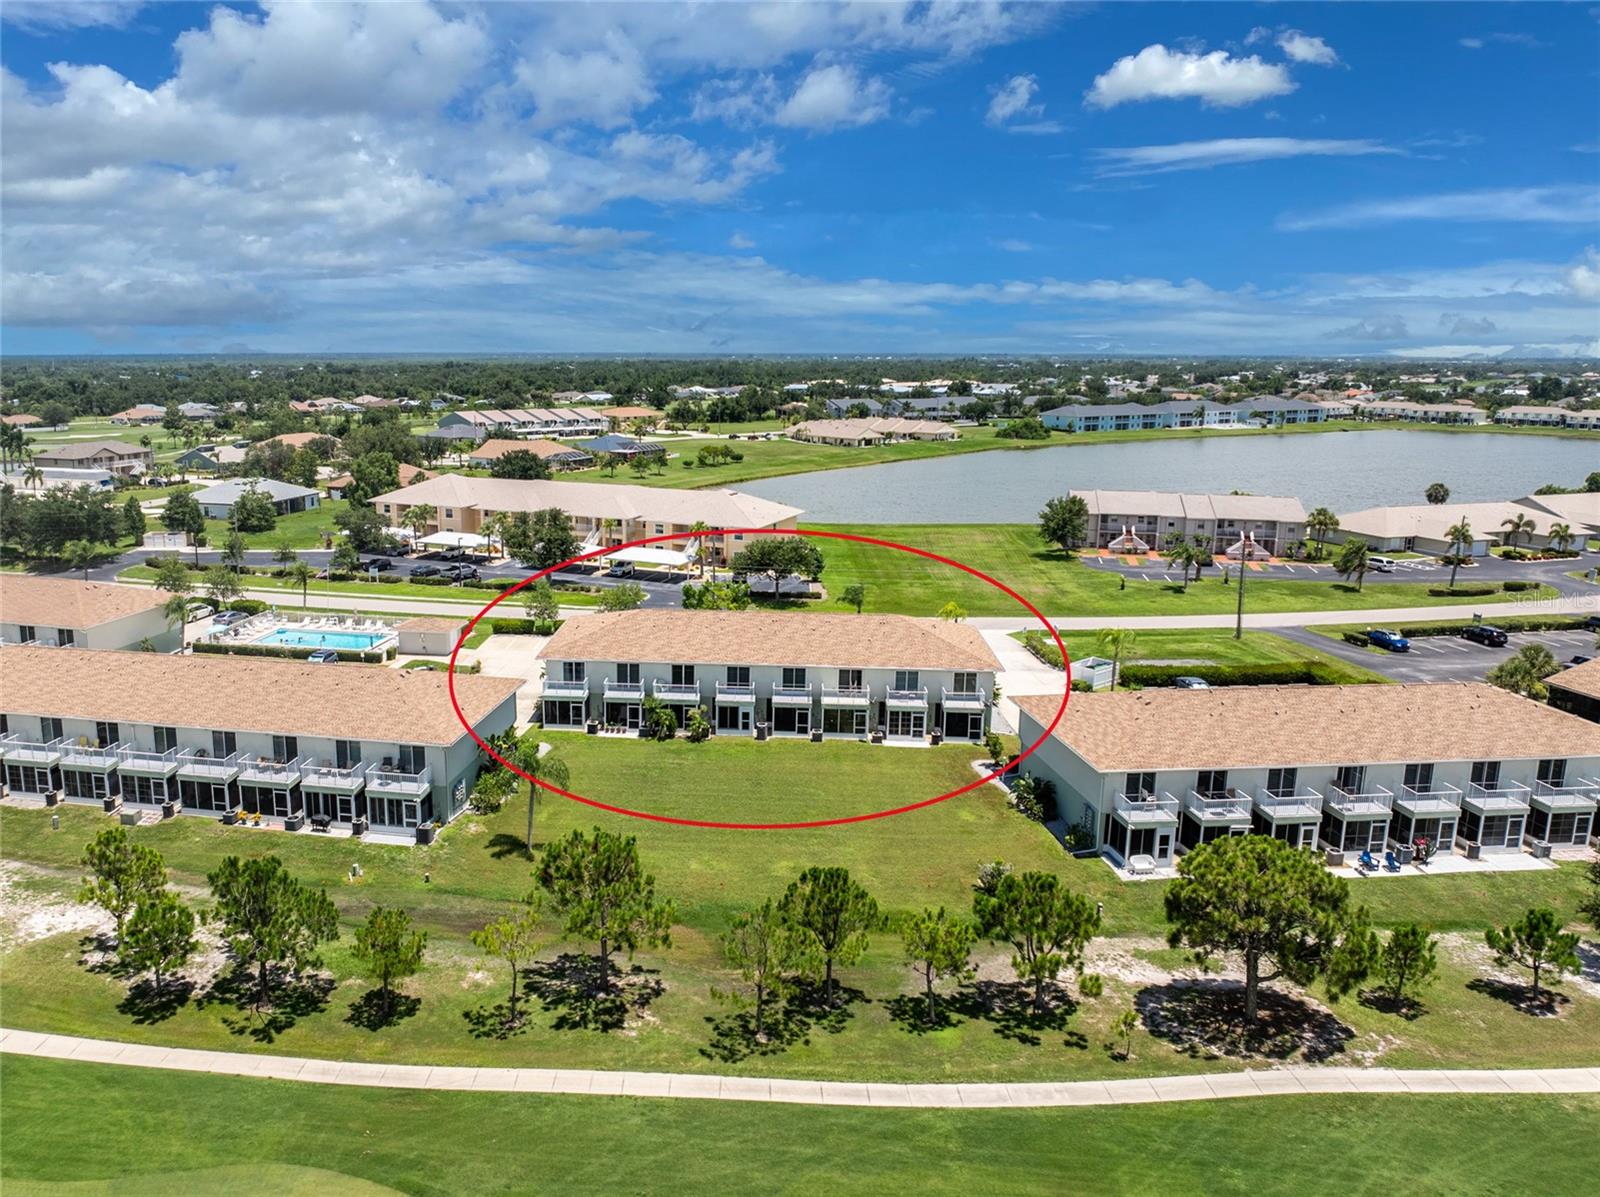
[4,1028,1597,1108]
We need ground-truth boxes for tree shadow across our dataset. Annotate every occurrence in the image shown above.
[1134,979,1354,1063]
[78,932,134,978]
[487,833,533,861]
[884,992,966,1036]
[525,952,664,1032]
[700,1005,815,1064]
[944,979,1084,1049]
[462,998,530,1040]
[200,964,334,1043]
[1465,977,1572,1017]
[345,988,422,1031]
[1357,988,1427,1021]
[116,975,195,1024]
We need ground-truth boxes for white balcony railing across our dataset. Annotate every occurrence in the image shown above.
[1396,783,1463,816]
[543,678,590,700]
[0,736,65,765]
[1183,789,1252,823]
[1325,783,1394,817]
[822,685,871,706]
[770,683,813,704]
[715,681,756,702]
[886,686,929,708]
[368,765,433,796]
[238,755,307,786]
[116,747,180,776]
[176,750,241,781]
[941,687,988,710]
[652,681,703,701]
[1531,779,1600,811]
[1112,790,1180,823]
[300,761,368,792]
[603,679,644,700]
[60,741,124,770]
[1253,785,1324,819]
[1464,781,1532,814]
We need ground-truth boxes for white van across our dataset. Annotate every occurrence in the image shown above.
[1368,555,1396,572]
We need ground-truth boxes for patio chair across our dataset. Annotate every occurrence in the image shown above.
[1357,848,1377,873]
[1383,851,1402,873]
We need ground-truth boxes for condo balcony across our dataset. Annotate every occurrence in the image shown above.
[176,749,241,782]
[652,680,703,701]
[941,687,988,710]
[0,735,65,766]
[1395,782,1463,817]
[1325,782,1394,818]
[1112,789,1180,824]
[543,678,590,700]
[821,685,871,707]
[116,747,179,777]
[1531,778,1600,812]
[1182,788,1253,824]
[368,765,433,798]
[770,682,814,705]
[238,755,308,786]
[1463,781,1532,814]
[1253,785,1324,820]
[603,679,645,700]
[714,681,756,703]
[300,760,368,793]
[886,686,929,709]
[60,740,124,771]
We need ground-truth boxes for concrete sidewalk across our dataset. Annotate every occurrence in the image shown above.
[4,1028,1596,1108]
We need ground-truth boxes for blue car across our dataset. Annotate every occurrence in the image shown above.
[1366,628,1410,653]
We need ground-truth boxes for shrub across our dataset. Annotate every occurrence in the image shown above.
[1070,679,1095,693]
[487,617,555,635]
[1019,629,1065,669]
[1120,662,1360,687]
[684,706,711,743]
[1502,580,1538,592]
[223,599,270,615]
[192,641,390,664]
[1394,615,1591,638]
[1427,585,1497,597]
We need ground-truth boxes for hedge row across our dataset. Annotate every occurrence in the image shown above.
[193,641,396,664]
[486,617,559,635]
[1119,662,1361,688]
[1349,615,1594,641]
[1019,629,1065,669]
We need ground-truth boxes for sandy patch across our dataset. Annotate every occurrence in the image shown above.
[0,859,108,949]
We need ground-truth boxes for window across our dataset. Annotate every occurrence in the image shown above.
[616,663,640,684]
[272,735,299,762]
[951,671,978,694]
[1197,770,1228,797]
[335,739,360,768]
[1471,760,1501,789]
[893,670,920,691]
[781,667,807,688]
[153,726,177,752]
[443,508,453,518]
[211,730,237,756]
[95,721,120,747]
[561,661,587,683]
[670,664,696,686]
[42,717,64,741]
[396,744,426,774]
[18,624,35,642]
[1334,765,1366,792]
[725,666,750,686]
[1403,763,1435,791]
[1124,772,1156,798]
[1266,767,1298,793]
[837,669,863,689]
[1537,759,1566,785]
[56,629,75,647]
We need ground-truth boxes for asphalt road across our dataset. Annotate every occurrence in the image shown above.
[1278,624,1599,683]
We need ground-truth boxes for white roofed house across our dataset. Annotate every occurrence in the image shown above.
[371,475,801,567]
[191,477,320,519]
[536,610,1001,743]
[1013,685,1600,871]
[1072,490,1307,558]
[0,647,520,837]
[1332,498,1592,557]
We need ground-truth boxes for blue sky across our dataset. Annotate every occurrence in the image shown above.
[1,1,1596,357]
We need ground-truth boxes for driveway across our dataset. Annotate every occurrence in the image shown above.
[1278,625,1599,683]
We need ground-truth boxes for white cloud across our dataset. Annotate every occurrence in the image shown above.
[0,1,142,32]
[774,63,891,130]
[1277,30,1340,66]
[1085,44,1295,109]
[995,238,1033,253]
[985,74,1062,134]
[1568,248,1600,300]
[1095,137,1397,176]
[1280,185,1600,231]
[728,232,756,250]
[514,33,656,129]
[1328,315,1410,341]
[1439,312,1498,336]
[1459,33,1545,50]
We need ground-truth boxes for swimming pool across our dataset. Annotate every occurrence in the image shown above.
[257,629,389,651]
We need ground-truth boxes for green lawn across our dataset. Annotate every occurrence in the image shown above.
[118,563,602,608]
[5,1058,1597,1197]
[807,524,1559,618]
[1010,628,1388,683]
[200,500,347,549]
[2,737,1595,1083]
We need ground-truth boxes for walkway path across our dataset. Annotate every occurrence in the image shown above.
[4,1029,1596,1108]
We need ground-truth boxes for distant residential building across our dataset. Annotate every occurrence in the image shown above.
[1071,490,1307,557]
[1,413,41,428]
[109,405,165,425]
[437,407,608,438]
[263,431,342,452]
[580,433,665,460]
[1547,659,1600,724]
[1332,495,1597,556]
[466,439,592,471]
[600,405,666,429]
[191,478,321,519]
[2,467,115,493]
[1495,405,1572,427]
[324,463,435,500]
[31,440,153,476]
[788,417,958,446]
[0,576,183,653]
[174,444,248,473]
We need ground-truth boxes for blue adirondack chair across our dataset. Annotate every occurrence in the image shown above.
[1358,849,1377,872]
[1384,851,1402,873]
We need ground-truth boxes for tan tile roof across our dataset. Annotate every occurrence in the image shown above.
[1074,490,1307,524]
[600,406,663,420]
[0,577,176,630]
[1548,658,1600,703]
[539,610,1001,673]
[32,440,149,462]
[1,414,41,426]
[397,617,466,634]
[0,646,520,746]
[467,438,591,462]
[265,432,341,449]
[372,474,802,528]
[1013,684,1600,773]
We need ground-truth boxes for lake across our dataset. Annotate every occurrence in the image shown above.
[740,429,1597,523]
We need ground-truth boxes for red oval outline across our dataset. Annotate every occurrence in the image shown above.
[447,526,1070,829]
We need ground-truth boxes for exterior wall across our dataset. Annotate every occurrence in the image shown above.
[1549,685,1600,724]
[1088,510,1304,553]
[1,607,180,652]
[398,628,456,656]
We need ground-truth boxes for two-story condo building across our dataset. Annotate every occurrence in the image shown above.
[31,440,154,477]
[536,610,1001,742]
[1072,490,1307,557]
[0,577,183,653]
[437,407,609,438]
[1014,685,1600,870]
[0,648,519,835]
[1332,496,1592,557]
[1548,658,1600,725]
[372,475,802,566]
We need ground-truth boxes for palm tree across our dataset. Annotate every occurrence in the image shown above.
[21,461,44,491]
[1096,627,1136,690]
[285,560,317,608]
[62,539,103,580]
[1500,513,1536,552]
[1165,537,1197,592]
[1445,519,1473,589]
[479,512,508,560]
[1305,507,1339,559]
[161,594,190,635]
[1549,522,1575,554]
[1334,538,1371,591]
[403,503,437,540]
[687,519,711,573]
[1424,482,1450,505]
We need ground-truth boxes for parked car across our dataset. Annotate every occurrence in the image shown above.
[362,557,394,572]
[409,563,443,578]
[1570,655,1594,666]
[1585,614,1600,631]
[306,648,339,664]
[607,561,636,577]
[1461,624,1508,647]
[441,563,480,581]
[1368,555,1397,572]
[1172,676,1211,690]
[1366,628,1411,653]
[184,602,214,623]
[212,609,251,628]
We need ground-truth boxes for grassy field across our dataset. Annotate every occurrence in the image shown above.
[805,524,1559,618]
[1010,628,1389,683]
[4,1057,1597,1197]
[2,737,1595,1083]
[119,563,603,608]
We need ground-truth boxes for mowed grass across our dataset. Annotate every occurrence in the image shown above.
[2,736,1597,1082]
[4,1057,1599,1197]
[118,563,603,608]
[808,524,1558,617]
[1011,627,1389,682]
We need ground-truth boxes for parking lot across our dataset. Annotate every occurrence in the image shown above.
[1281,625,1598,683]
